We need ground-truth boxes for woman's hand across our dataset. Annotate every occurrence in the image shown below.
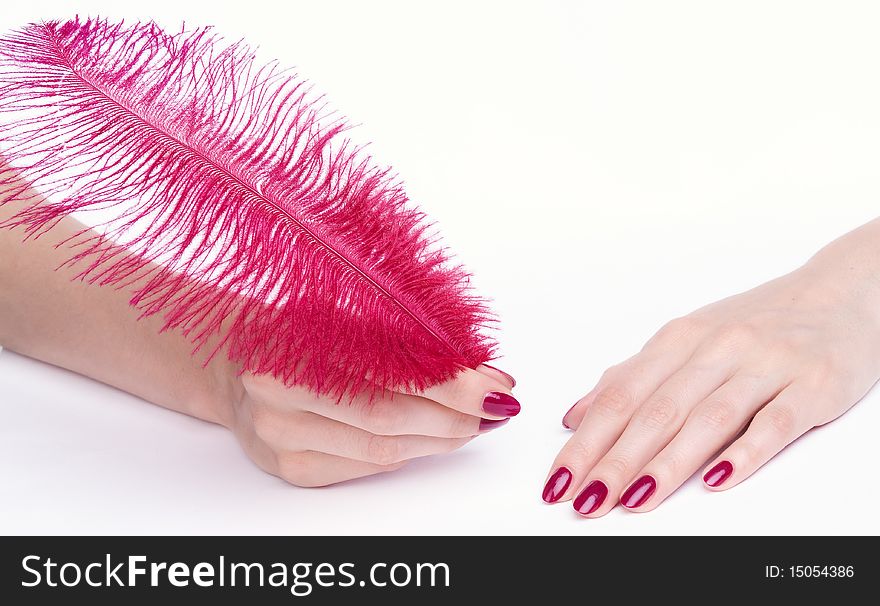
[543,218,880,515]
[1,160,519,488]
[227,367,518,487]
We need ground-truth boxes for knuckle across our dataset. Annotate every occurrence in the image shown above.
[596,365,623,386]
[712,323,756,351]
[241,372,273,396]
[278,454,319,487]
[449,412,477,437]
[363,402,403,435]
[242,373,310,401]
[250,405,284,444]
[767,337,799,360]
[602,453,631,477]
[806,358,842,388]
[366,434,402,465]
[592,385,635,419]
[658,449,684,476]
[653,317,696,344]
[563,438,597,465]
[696,399,737,430]
[441,375,472,406]
[636,395,679,430]
[760,403,799,437]
[823,348,848,375]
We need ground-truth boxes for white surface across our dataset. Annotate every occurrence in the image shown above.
[2,0,880,535]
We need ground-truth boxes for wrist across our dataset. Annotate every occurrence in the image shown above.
[803,217,880,328]
[198,354,245,429]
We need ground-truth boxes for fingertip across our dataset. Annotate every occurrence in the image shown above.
[419,368,520,419]
[562,401,578,429]
[541,466,574,504]
[618,495,661,513]
[571,479,609,517]
[482,391,521,417]
[562,388,598,429]
[574,506,613,519]
[479,417,510,433]
[702,459,735,490]
[620,474,657,511]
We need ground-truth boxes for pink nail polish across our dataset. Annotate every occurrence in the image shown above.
[479,418,510,432]
[703,460,733,487]
[482,392,521,417]
[542,467,573,503]
[573,480,608,515]
[620,475,656,509]
[561,402,578,429]
[483,364,516,388]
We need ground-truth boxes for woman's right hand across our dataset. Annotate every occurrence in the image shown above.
[224,366,519,487]
[2,157,519,489]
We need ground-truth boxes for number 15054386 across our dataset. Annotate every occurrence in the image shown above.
[765,565,854,579]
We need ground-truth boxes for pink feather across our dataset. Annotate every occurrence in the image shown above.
[0,17,496,398]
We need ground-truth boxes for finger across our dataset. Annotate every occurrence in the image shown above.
[542,344,703,504]
[244,374,495,437]
[561,317,707,430]
[476,363,516,389]
[275,450,406,487]
[288,411,475,465]
[246,367,517,424]
[561,387,598,430]
[569,360,733,516]
[235,414,408,487]
[701,383,814,491]
[299,389,490,438]
[410,367,521,420]
[561,349,694,431]
[616,372,785,512]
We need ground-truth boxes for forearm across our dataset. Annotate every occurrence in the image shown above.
[0,166,238,426]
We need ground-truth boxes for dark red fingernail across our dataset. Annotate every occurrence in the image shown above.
[573,480,608,515]
[479,418,510,432]
[620,475,656,509]
[562,402,578,429]
[542,467,573,503]
[483,364,516,388]
[703,460,733,487]
[482,392,521,417]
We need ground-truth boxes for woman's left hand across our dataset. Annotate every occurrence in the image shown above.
[542,218,880,516]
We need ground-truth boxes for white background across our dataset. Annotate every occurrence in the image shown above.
[1,1,879,535]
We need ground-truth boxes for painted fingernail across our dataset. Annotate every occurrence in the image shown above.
[479,418,510,432]
[573,480,608,515]
[482,392,521,417]
[703,460,733,487]
[562,402,578,429]
[542,467,573,503]
[620,475,656,509]
[483,364,516,388]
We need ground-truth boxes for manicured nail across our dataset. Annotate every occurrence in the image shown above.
[479,418,510,432]
[562,402,578,429]
[573,480,608,515]
[483,364,516,387]
[620,475,656,509]
[542,467,573,503]
[482,391,521,417]
[703,460,733,487]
